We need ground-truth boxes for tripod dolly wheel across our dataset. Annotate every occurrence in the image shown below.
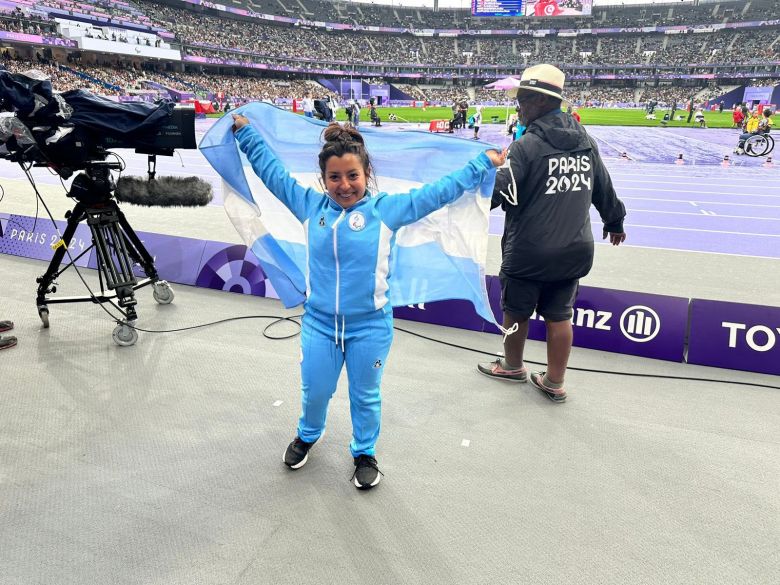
[112,322,138,347]
[38,305,50,328]
[152,281,175,305]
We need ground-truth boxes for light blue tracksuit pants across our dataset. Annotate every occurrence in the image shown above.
[298,305,394,457]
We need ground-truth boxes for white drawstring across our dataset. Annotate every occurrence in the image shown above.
[333,314,346,353]
[498,322,519,343]
[499,162,518,206]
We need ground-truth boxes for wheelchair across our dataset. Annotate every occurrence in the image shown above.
[743,132,774,157]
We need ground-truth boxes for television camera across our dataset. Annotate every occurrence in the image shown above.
[0,69,212,346]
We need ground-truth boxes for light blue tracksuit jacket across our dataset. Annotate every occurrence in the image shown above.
[236,125,494,457]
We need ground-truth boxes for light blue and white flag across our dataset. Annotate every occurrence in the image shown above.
[199,102,499,324]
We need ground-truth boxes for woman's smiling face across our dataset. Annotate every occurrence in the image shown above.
[324,153,368,209]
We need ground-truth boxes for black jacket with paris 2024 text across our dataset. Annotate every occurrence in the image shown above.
[492,109,626,282]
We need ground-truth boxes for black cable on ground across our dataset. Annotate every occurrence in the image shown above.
[393,325,780,391]
[128,314,303,340]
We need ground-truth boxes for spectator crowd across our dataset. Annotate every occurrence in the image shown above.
[164,0,780,31]
[127,1,780,69]
[1,0,778,112]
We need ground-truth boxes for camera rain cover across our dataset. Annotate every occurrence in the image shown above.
[60,90,174,150]
[1,68,178,166]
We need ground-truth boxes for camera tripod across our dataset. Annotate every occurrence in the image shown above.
[35,162,174,346]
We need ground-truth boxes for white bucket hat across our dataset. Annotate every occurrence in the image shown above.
[512,64,566,100]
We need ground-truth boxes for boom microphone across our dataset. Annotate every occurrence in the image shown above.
[115,175,213,207]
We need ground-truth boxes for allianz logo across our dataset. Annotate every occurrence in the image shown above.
[531,304,661,343]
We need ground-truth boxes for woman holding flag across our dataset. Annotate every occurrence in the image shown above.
[231,114,506,490]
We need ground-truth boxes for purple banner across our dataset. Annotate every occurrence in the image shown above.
[567,286,687,361]
[168,89,195,101]
[5,212,779,374]
[0,30,75,47]
[688,300,780,376]
[195,241,276,299]
[0,214,277,299]
[0,214,93,267]
[486,281,688,362]
[393,278,688,363]
[393,299,487,333]
[85,231,207,286]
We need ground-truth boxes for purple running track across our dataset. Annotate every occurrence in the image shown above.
[3,120,778,259]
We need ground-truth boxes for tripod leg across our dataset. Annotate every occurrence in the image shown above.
[111,205,174,306]
[36,203,88,326]
[88,208,139,321]
[112,204,159,280]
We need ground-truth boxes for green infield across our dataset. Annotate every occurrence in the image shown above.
[337,106,737,128]
[213,106,738,128]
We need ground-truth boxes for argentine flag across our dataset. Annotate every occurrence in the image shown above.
[199,102,499,325]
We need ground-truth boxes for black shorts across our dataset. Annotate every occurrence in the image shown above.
[499,275,579,322]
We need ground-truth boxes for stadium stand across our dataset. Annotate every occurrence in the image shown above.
[0,0,777,107]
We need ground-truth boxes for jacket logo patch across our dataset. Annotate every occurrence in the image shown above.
[348,211,366,231]
[545,155,592,195]
[373,359,382,368]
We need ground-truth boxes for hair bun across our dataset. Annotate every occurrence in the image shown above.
[322,123,364,145]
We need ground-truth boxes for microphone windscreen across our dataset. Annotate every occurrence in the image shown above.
[116,176,213,207]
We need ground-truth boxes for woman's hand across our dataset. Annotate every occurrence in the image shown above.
[485,148,508,168]
[232,114,250,133]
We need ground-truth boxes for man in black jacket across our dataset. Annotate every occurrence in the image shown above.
[477,64,626,402]
[313,98,331,122]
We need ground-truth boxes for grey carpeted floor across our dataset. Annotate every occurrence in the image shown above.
[1,250,778,584]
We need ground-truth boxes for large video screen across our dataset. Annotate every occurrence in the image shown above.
[472,0,524,17]
[472,0,592,18]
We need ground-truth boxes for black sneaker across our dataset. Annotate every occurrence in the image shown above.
[283,436,315,469]
[351,454,382,490]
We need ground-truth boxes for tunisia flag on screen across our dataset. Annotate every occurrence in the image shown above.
[534,0,563,16]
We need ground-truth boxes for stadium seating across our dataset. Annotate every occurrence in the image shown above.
[1,0,777,105]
